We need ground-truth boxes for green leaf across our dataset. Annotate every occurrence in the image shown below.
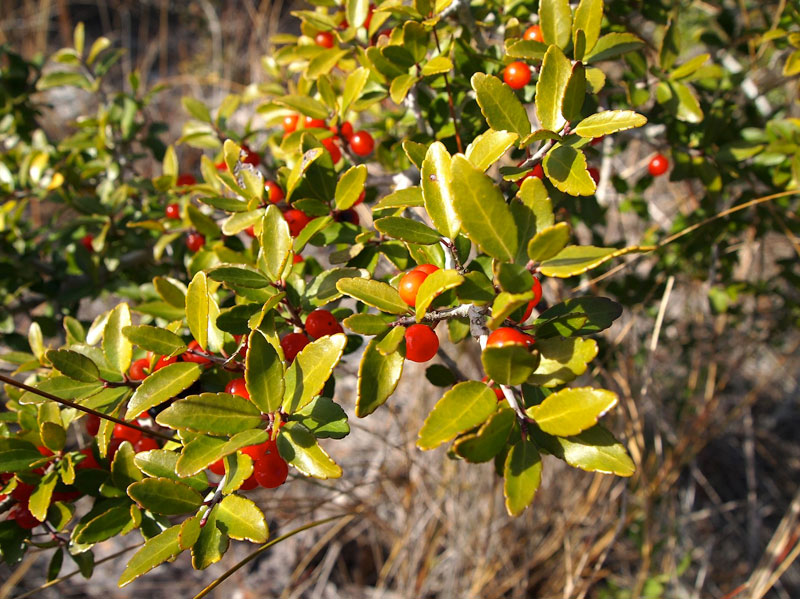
[517,178,554,231]
[471,73,531,139]
[539,0,572,48]
[29,471,58,521]
[219,453,254,494]
[156,393,263,434]
[573,110,647,138]
[308,267,369,306]
[124,363,202,420]
[343,313,394,335]
[504,439,542,516]
[546,425,635,476]
[134,449,208,492]
[294,396,349,439]
[374,217,441,245]
[572,0,603,52]
[421,142,460,240]
[286,148,324,201]
[534,297,622,337]
[375,325,406,356]
[487,290,534,329]
[456,270,496,305]
[543,145,596,196]
[415,269,464,321]
[454,408,515,463]
[356,337,404,417]
[505,39,549,61]
[87,37,111,65]
[176,430,268,477]
[535,45,572,133]
[539,244,652,278]
[277,422,342,479]
[282,334,347,414]
[496,263,533,294]
[153,276,187,308]
[208,265,270,289]
[111,440,143,489]
[451,155,518,261]
[528,387,618,436]
[260,205,292,282]
[36,71,92,91]
[348,0,370,27]
[0,447,44,472]
[119,524,183,586]
[341,67,369,114]
[669,53,710,80]
[128,478,204,515]
[191,505,228,569]
[481,345,540,386]
[528,337,598,387]
[389,73,416,104]
[561,63,586,123]
[658,81,704,124]
[245,330,284,413]
[585,32,644,63]
[186,271,210,350]
[122,326,187,357]
[216,495,268,543]
[275,95,329,119]
[74,503,134,544]
[421,56,453,76]
[417,381,498,450]
[335,165,368,210]
[465,130,518,171]
[45,350,99,382]
[403,21,429,63]
[336,278,410,315]
[527,222,571,262]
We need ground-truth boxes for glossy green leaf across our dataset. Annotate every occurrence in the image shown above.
[156,393,263,434]
[176,430,267,477]
[245,330,284,414]
[504,439,542,516]
[186,271,210,350]
[153,276,187,308]
[536,45,571,133]
[456,270,495,305]
[572,0,603,52]
[375,325,406,356]
[45,350,100,382]
[307,49,349,79]
[356,336,404,417]
[286,148,324,201]
[74,503,134,544]
[465,130,518,171]
[260,205,292,282]
[585,32,644,63]
[336,278,410,315]
[216,495,268,543]
[103,304,132,375]
[534,297,622,337]
[539,244,652,278]
[335,164,367,210]
[277,422,342,479]
[282,334,347,413]
[191,505,228,569]
[549,425,635,476]
[341,67,369,114]
[421,142,460,240]
[276,95,329,119]
[539,0,572,48]
[528,387,618,436]
[561,63,586,123]
[118,524,183,586]
[219,453,254,494]
[454,408,516,463]
[111,440,143,489]
[415,269,464,321]
[417,381,498,450]
[294,396,349,439]
[451,155,518,261]
[574,110,647,138]
[374,217,442,245]
[124,363,202,420]
[481,345,540,386]
[517,177,554,232]
[343,313,394,335]
[527,222,571,262]
[421,56,453,76]
[133,449,208,492]
[487,290,534,329]
[128,478,204,515]
[122,326,187,357]
[208,265,270,289]
[390,73,416,103]
[528,337,598,387]
[505,39,549,61]
[29,471,58,521]
[471,73,531,139]
[543,145,596,196]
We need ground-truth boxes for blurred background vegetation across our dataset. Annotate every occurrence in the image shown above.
[1,0,799,598]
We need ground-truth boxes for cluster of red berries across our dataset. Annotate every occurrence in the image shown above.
[208,437,288,489]
[396,264,442,362]
[283,114,375,159]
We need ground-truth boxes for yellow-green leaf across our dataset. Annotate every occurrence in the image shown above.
[465,129,518,171]
[119,524,183,586]
[421,142,460,240]
[277,422,342,479]
[216,494,269,543]
[124,362,202,419]
[504,439,542,516]
[356,336,404,417]
[536,45,572,133]
[336,278,410,315]
[543,145,596,197]
[528,387,618,436]
[415,269,464,321]
[417,381,498,450]
[573,110,647,138]
[527,222,571,262]
[539,244,653,277]
[282,334,347,413]
[471,73,531,139]
[528,337,597,387]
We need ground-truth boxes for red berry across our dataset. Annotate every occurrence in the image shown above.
[305,309,343,339]
[349,130,375,157]
[107,438,124,462]
[648,153,669,177]
[503,61,531,90]
[281,332,310,362]
[283,114,299,133]
[9,505,41,530]
[154,354,177,371]
[186,232,205,252]
[242,145,260,166]
[11,481,34,503]
[486,327,534,348]
[80,234,94,252]
[413,263,440,276]
[516,278,543,324]
[113,423,142,444]
[364,4,375,29]
[128,358,150,381]
[215,161,228,172]
[239,474,259,490]
[208,459,225,476]
[241,441,271,462]
[182,340,212,365]
[591,135,605,146]
[245,225,256,238]
[482,376,506,400]
[85,414,100,436]
[304,116,326,129]
[335,209,359,226]
[253,451,289,488]
[315,31,335,48]
[404,324,439,363]
[321,136,342,163]
[264,180,284,204]
[340,121,354,141]
[225,377,250,400]
[523,24,543,42]
[353,189,366,205]
[165,203,181,220]
[134,437,159,452]
[520,163,545,184]
[283,209,311,237]
[293,254,304,264]
[398,270,429,307]
[176,173,196,186]
[76,447,101,470]
[588,167,600,185]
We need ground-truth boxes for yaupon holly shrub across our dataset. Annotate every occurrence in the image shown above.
[1,0,798,593]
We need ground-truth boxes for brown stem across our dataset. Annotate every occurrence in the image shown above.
[0,373,173,442]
